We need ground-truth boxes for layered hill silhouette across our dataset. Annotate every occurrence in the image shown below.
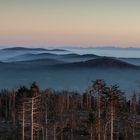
[6,53,99,62]
[56,57,139,69]
[2,47,68,52]
[0,47,140,93]
[119,58,140,66]
[0,56,139,69]
[2,47,47,51]
[7,53,58,62]
[13,58,65,66]
[0,47,70,62]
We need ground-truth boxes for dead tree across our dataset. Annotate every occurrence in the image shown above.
[88,80,106,140]
[17,94,42,140]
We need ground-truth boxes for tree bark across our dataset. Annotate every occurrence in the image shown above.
[22,103,25,140]
[31,98,34,140]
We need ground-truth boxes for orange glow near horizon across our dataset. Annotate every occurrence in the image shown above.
[0,0,140,47]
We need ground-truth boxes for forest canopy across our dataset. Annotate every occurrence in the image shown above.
[0,80,140,140]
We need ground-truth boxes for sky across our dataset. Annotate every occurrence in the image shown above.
[0,0,140,47]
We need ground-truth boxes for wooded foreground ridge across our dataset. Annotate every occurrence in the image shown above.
[0,80,140,140]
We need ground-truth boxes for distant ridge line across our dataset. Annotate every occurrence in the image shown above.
[55,57,139,69]
[1,47,69,52]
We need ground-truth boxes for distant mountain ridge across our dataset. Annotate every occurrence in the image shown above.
[2,47,47,51]
[66,46,140,50]
[5,53,99,62]
[56,57,139,69]
[60,53,99,58]
[13,58,65,66]
[1,56,138,70]
[1,47,68,52]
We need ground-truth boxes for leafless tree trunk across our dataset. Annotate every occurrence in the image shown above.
[80,95,83,109]
[31,98,34,140]
[67,94,69,110]
[90,125,93,140]
[42,126,45,140]
[22,103,25,140]
[45,100,48,140]
[71,111,74,140]
[53,124,56,140]
[104,122,109,140]
[110,97,114,140]
[97,94,101,140]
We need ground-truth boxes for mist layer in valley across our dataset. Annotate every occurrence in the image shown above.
[0,47,140,97]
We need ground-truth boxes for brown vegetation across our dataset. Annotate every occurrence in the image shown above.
[0,80,140,140]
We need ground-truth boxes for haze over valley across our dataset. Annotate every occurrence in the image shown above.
[0,47,140,96]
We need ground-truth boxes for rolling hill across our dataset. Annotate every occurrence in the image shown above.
[56,57,139,69]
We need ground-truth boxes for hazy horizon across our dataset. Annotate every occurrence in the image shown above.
[0,45,140,49]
